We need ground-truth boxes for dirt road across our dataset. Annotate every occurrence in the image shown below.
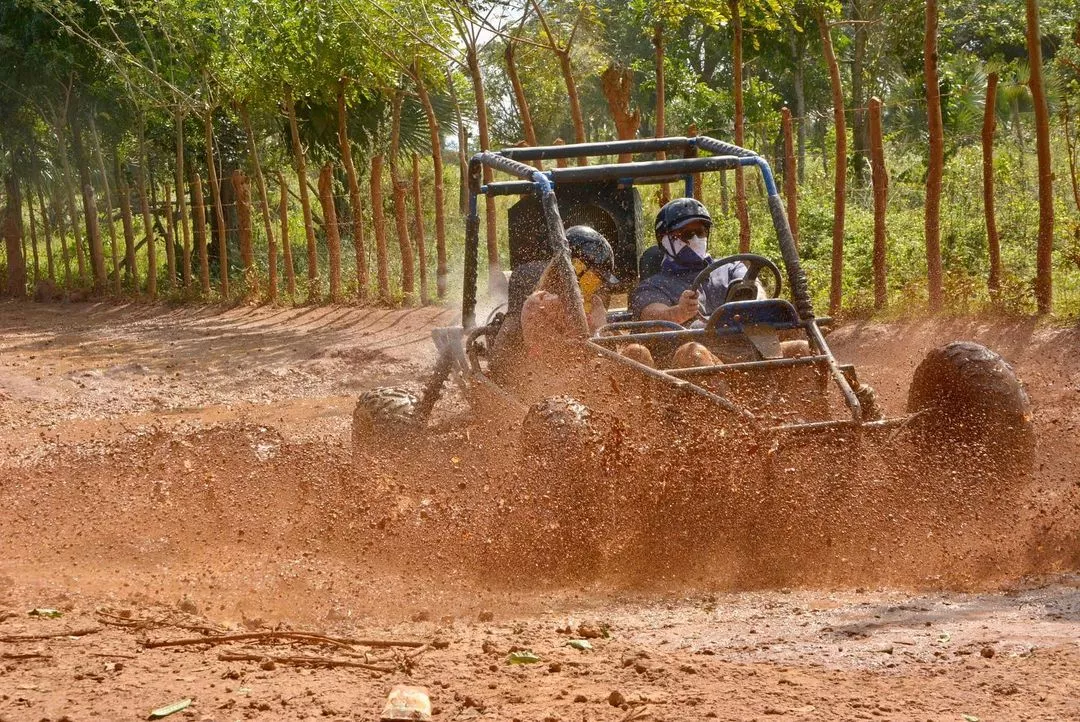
[1,301,1077,721]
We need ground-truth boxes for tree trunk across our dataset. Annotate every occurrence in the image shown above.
[336,81,369,301]
[370,155,391,303]
[285,87,319,300]
[411,154,430,305]
[653,24,670,204]
[731,0,751,252]
[557,49,587,165]
[781,107,799,246]
[869,97,888,310]
[37,185,56,282]
[231,170,255,296]
[389,90,416,304]
[90,116,121,294]
[983,72,1002,298]
[687,123,703,201]
[851,2,869,187]
[3,173,27,297]
[174,108,192,288]
[55,124,85,284]
[163,183,177,290]
[136,121,157,301]
[819,11,847,315]
[68,115,105,290]
[239,105,275,300]
[317,163,343,304]
[791,35,807,185]
[447,67,469,216]
[465,47,502,290]
[203,112,229,298]
[118,173,137,290]
[411,67,448,299]
[1063,98,1080,214]
[924,0,945,312]
[26,183,40,283]
[192,173,211,295]
[505,40,540,157]
[277,170,295,298]
[601,64,641,162]
[1026,0,1054,314]
[720,168,729,216]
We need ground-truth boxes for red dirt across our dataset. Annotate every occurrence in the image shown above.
[0,301,1077,721]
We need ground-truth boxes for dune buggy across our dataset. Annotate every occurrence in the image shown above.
[353,137,1033,477]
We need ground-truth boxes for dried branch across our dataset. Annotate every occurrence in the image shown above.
[217,651,395,673]
[141,631,428,650]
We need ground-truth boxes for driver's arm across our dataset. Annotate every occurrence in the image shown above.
[640,290,700,325]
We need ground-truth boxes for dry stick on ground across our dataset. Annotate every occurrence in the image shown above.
[141,631,427,650]
[216,651,394,673]
[2,652,53,660]
[1,627,102,642]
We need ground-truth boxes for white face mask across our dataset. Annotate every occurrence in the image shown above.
[663,234,709,260]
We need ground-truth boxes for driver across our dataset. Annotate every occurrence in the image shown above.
[627,198,757,368]
[630,197,756,325]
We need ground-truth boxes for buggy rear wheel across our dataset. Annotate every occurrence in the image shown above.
[907,342,1034,478]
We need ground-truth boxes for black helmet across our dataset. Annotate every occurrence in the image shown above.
[654,197,712,236]
[565,225,620,286]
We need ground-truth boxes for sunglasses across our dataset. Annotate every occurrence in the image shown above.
[667,225,712,243]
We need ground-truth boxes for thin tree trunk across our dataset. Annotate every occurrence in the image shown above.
[27,183,40,283]
[37,185,56,282]
[389,90,416,304]
[983,72,1002,298]
[781,107,799,246]
[447,67,469,217]
[731,0,750,252]
[851,2,869,187]
[277,170,295,298]
[819,11,847,315]
[2,174,27,297]
[174,107,192,288]
[411,153,430,305]
[869,97,888,310]
[720,169,729,216]
[137,120,157,301]
[55,122,86,284]
[203,111,229,298]
[89,116,121,294]
[791,35,807,185]
[164,183,177,290]
[231,170,255,296]
[505,40,540,156]
[118,172,137,289]
[285,87,319,300]
[370,155,391,303]
[653,24,670,204]
[1063,98,1080,214]
[1026,0,1054,314]
[336,81,369,301]
[192,173,211,295]
[924,0,945,312]
[557,49,586,164]
[465,47,502,290]
[317,163,343,304]
[411,67,448,299]
[239,105,275,300]
[68,115,105,290]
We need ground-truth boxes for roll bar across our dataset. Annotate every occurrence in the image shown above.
[461,136,810,328]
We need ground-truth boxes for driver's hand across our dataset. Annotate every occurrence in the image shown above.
[674,289,700,324]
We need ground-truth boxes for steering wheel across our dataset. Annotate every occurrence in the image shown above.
[689,253,783,303]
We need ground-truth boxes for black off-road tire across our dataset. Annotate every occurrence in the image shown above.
[352,386,418,460]
[520,395,597,460]
[907,342,1034,475]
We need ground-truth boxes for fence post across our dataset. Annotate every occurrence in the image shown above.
[781,107,799,247]
[869,97,888,310]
